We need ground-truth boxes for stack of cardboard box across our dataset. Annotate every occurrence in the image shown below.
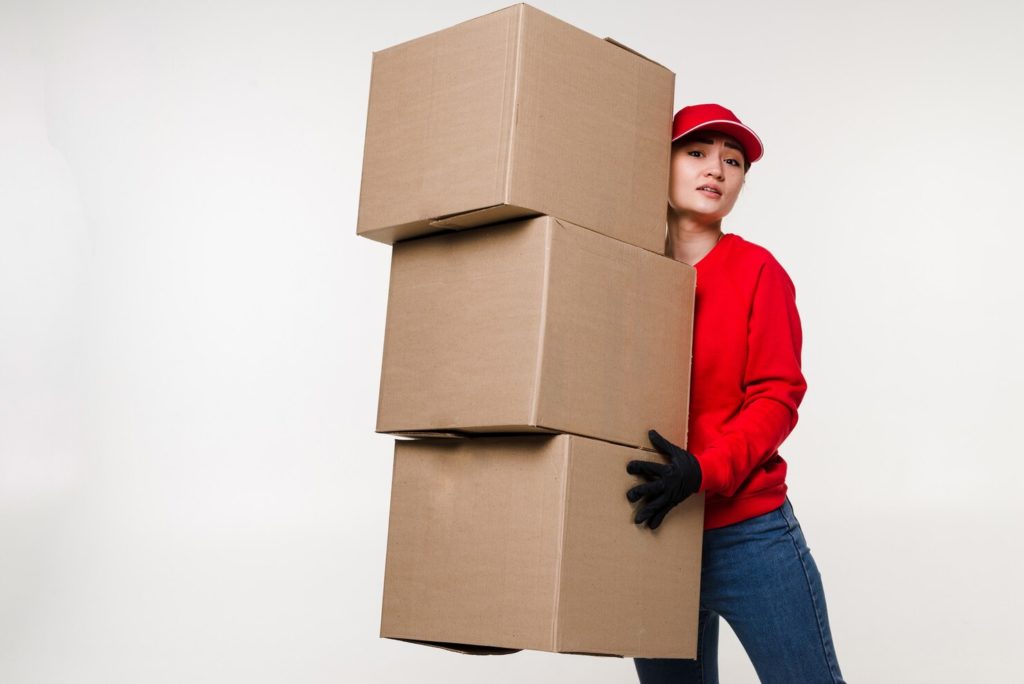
[357,4,703,659]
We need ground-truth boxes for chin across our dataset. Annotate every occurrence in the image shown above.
[668,201,732,222]
[695,206,728,221]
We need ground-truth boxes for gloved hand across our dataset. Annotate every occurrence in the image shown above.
[626,429,702,529]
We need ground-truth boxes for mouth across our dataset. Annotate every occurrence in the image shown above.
[696,185,722,197]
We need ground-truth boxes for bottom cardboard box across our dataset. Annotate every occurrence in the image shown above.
[380,435,704,658]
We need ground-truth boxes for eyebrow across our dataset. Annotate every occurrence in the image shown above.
[688,136,745,155]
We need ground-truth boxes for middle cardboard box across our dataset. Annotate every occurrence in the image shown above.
[377,215,695,450]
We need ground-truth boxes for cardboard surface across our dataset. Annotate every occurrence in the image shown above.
[380,435,704,658]
[376,215,695,451]
[357,3,674,251]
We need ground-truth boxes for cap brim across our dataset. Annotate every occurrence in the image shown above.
[671,119,764,164]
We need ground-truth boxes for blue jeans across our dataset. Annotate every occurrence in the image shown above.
[634,498,845,684]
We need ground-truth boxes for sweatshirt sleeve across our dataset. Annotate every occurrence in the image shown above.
[695,257,808,497]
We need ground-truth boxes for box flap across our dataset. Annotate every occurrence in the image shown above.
[387,637,521,656]
[381,426,557,438]
[602,36,670,71]
[428,203,538,230]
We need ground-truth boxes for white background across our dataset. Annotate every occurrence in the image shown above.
[2,1,1022,682]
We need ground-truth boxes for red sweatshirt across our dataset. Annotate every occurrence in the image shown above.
[688,233,807,530]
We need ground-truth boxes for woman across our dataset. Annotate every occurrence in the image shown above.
[625,104,846,683]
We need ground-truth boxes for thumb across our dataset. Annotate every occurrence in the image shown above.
[648,429,678,456]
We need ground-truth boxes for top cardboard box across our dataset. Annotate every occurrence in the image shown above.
[357,3,674,252]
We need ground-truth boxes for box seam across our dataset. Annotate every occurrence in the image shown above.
[528,219,553,426]
[682,269,696,448]
[379,441,400,637]
[551,435,572,651]
[356,52,379,232]
[374,250,398,430]
[503,3,526,202]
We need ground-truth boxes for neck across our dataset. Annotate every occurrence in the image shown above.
[665,210,723,265]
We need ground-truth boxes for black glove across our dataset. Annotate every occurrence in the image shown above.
[626,429,702,529]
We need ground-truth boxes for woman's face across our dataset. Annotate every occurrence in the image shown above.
[668,131,747,222]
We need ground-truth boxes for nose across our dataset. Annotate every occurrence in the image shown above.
[704,154,725,181]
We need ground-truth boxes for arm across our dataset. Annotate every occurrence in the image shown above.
[695,257,808,497]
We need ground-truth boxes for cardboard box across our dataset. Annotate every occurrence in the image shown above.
[357,3,674,251]
[376,215,695,451]
[381,435,704,657]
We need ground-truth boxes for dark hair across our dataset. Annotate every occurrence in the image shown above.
[672,135,751,173]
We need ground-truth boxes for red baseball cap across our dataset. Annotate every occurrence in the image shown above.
[671,103,764,165]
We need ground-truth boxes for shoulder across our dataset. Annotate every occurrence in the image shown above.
[726,234,797,292]
[727,234,783,269]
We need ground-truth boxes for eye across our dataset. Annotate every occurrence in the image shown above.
[725,158,741,167]
[687,150,703,158]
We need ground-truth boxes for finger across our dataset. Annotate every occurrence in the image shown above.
[634,491,673,525]
[634,504,657,525]
[648,429,678,456]
[627,480,665,503]
[648,506,671,530]
[626,485,642,503]
[627,459,668,480]
[642,491,672,515]
[635,502,667,526]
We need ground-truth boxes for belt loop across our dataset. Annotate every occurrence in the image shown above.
[779,497,796,530]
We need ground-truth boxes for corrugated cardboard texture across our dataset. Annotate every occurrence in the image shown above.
[380,435,703,657]
[555,437,703,658]
[357,3,674,251]
[359,7,517,237]
[536,218,695,448]
[376,216,695,450]
[377,218,548,432]
[381,436,567,652]
[506,6,672,252]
